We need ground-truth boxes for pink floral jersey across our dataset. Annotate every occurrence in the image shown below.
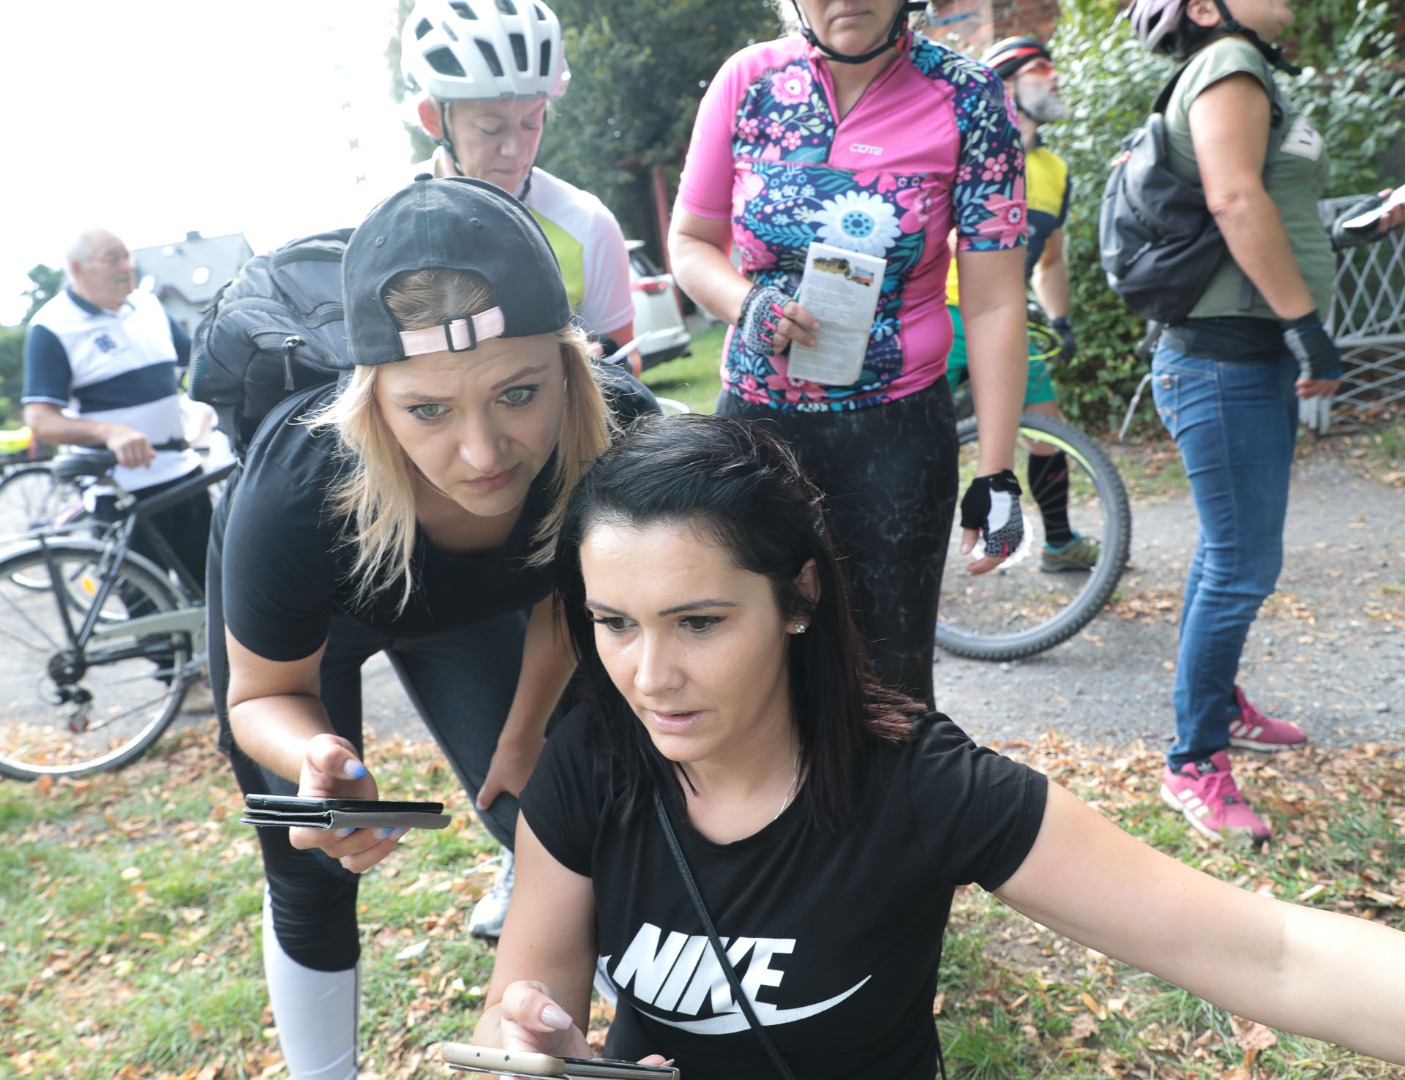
[678,32,1026,411]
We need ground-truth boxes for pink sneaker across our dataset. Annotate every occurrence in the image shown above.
[1228,687,1306,752]
[1160,751,1270,849]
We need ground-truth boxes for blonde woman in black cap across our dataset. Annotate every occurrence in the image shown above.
[207,176,655,1080]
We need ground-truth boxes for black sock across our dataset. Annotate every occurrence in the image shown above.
[1027,450,1073,547]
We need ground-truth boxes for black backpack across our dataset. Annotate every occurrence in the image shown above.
[190,229,353,457]
[1099,62,1281,325]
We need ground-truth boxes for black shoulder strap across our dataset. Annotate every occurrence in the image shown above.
[652,792,798,1080]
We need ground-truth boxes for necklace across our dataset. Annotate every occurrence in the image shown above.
[772,751,801,823]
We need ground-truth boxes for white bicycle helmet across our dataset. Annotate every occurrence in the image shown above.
[402,0,570,101]
[1124,0,1190,53]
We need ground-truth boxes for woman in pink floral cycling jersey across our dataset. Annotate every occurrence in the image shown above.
[670,0,1030,707]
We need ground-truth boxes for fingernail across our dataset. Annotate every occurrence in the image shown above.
[541,1003,573,1030]
[343,761,367,780]
[336,827,355,838]
[393,827,407,840]
[377,827,393,839]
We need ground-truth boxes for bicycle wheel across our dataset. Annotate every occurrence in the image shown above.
[0,540,192,780]
[937,413,1131,661]
[0,464,83,539]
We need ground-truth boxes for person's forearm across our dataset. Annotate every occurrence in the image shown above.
[499,596,576,748]
[1270,905,1405,1064]
[963,301,1027,475]
[24,409,125,450]
[228,693,334,783]
[669,230,751,325]
[1212,187,1317,319]
[1031,261,1069,321]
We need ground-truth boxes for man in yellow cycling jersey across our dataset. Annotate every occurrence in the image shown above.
[943,36,1099,572]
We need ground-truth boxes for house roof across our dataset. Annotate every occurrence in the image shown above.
[132,231,254,305]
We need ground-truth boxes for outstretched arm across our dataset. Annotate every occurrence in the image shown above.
[996,783,1405,1064]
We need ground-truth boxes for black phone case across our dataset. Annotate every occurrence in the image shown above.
[240,795,450,831]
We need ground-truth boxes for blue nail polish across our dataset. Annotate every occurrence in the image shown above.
[377,827,393,838]
[335,827,355,838]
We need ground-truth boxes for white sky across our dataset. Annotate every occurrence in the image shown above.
[1,0,415,325]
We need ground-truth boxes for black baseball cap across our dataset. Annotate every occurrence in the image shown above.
[343,175,571,366]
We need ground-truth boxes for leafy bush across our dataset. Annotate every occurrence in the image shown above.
[1043,0,1405,434]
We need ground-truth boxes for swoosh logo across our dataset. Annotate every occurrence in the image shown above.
[630,977,870,1034]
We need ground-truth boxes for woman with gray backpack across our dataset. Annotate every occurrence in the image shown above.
[1122,0,1403,849]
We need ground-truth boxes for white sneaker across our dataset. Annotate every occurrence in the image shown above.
[468,851,515,940]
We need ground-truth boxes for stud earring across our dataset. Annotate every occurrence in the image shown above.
[793,622,807,634]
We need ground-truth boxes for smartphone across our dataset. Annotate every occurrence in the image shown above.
[240,794,450,831]
[245,795,444,814]
[441,1042,679,1079]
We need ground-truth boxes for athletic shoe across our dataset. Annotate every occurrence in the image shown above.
[1160,751,1270,849]
[1228,686,1307,752]
[468,851,515,940]
[1040,535,1100,572]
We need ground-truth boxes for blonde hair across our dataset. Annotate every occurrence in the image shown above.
[306,268,611,613]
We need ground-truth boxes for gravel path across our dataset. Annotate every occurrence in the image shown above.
[943,442,1405,753]
[362,439,1405,756]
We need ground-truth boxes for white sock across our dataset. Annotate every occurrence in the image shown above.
[261,888,359,1080]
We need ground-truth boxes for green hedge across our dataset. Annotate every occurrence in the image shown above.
[1041,0,1405,434]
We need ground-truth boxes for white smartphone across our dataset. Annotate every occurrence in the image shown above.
[441,1042,678,1079]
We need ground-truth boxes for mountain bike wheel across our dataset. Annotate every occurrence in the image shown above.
[0,541,191,780]
[0,464,83,539]
[937,413,1131,661]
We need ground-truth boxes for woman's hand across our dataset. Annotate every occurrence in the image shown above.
[477,731,548,812]
[288,733,406,873]
[737,284,820,356]
[497,981,594,1059]
[1376,188,1405,234]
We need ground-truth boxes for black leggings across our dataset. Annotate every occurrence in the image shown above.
[208,546,529,971]
[717,380,958,708]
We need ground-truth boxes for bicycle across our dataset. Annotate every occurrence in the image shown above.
[938,318,1133,661]
[0,460,83,541]
[0,450,234,781]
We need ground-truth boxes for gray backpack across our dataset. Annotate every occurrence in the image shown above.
[1099,62,1281,325]
[189,229,353,457]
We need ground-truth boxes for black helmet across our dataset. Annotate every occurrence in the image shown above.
[982,36,1051,79]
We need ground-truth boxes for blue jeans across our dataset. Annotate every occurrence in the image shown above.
[1150,346,1299,770]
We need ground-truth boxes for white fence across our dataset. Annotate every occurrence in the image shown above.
[1309,194,1405,429]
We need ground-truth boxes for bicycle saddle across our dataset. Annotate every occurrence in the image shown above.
[51,449,119,480]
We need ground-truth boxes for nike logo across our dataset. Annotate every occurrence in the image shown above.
[603,921,870,1030]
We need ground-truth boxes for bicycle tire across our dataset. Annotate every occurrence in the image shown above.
[937,413,1131,661]
[0,539,192,780]
[0,464,84,540]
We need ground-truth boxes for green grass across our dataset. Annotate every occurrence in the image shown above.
[639,322,725,414]
[4,729,1403,1078]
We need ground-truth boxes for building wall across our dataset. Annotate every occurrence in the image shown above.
[920,0,1063,59]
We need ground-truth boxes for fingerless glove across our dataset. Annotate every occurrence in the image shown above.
[1283,311,1343,381]
[738,284,792,357]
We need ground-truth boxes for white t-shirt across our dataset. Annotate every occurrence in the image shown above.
[416,151,634,337]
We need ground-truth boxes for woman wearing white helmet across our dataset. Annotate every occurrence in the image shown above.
[1122,0,1405,850]
[402,0,637,371]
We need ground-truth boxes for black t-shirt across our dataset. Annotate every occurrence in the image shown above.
[522,710,1048,1080]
